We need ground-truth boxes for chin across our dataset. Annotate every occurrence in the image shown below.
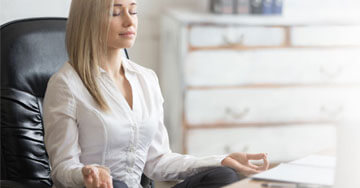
[124,42,135,48]
[121,39,136,48]
[109,42,135,50]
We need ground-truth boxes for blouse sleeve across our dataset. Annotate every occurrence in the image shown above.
[43,75,84,188]
[143,71,227,181]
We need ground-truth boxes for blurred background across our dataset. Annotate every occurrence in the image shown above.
[1,0,360,165]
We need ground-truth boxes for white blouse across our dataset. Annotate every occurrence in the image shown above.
[43,56,225,188]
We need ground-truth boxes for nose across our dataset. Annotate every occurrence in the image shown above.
[122,11,135,28]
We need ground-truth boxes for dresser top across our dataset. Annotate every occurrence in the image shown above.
[166,9,360,26]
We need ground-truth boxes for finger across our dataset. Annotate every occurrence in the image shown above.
[247,162,262,170]
[246,153,267,160]
[82,166,93,177]
[255,154,270,171]
[246,158,268,170]
[98,168,112,188]
[223,156,259,176]
[84,174,93,185]
[108,176,113,188]
[91,167,100,188]
[102,176,112,188]
[249,163,268,171]
[100,183,107,188]
[105,181,112,188]
[262,154,270,170]
[236,163,260,176]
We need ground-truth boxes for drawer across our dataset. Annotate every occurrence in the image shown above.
[189,26,285,47]
[187,125,336,162]
[291,26,360,46]
[185,88,360,125]
[184,48,360,87]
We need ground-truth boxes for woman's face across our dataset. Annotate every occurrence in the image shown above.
[107,0,138,49]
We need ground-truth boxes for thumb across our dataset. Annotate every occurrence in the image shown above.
[82,166,93,177]
[246,153,267,160]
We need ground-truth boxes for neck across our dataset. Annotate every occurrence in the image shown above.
[102,48,125,78]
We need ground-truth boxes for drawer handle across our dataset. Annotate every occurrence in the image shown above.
[242,145,250,153]
[320,65,343,79]
[223,34,245,46]
[225,107,250,119]
[224,145,250,153]
[224,145,232,153]
[320,105,343,119]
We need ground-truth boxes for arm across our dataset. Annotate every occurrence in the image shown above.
[142,71,226,181]
[43,75,84,188]
[143,104,226,181]
[43,75,113,188]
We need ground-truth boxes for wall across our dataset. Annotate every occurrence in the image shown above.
[0,0,72,24]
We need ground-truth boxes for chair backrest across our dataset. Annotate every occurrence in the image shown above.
[1,18,69,187]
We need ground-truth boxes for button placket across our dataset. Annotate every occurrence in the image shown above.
[126,119,137,173]
[129,120,136,152]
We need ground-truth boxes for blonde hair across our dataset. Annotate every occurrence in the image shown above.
[66,0,114,111]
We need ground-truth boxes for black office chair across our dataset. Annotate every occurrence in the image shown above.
[1,18,153,188]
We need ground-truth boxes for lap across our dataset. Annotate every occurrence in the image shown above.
[83,179,128,188]
[113,179,128,188]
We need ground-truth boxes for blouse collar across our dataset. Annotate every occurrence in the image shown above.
[98,56,138,75]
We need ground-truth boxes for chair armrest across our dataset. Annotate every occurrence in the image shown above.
[0,180,51,188]
[140,174,155,188]
[0,180,28,188]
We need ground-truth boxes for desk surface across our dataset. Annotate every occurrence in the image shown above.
[223,179,270,188]
[224,149,336,188]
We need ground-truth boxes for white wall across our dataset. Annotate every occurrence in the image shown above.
[0,0,72,24]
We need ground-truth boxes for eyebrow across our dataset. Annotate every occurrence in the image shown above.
[114,2,137,6]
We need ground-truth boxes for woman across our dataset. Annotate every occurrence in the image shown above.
[43,0,269,188]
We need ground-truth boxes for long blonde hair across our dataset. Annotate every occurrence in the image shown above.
[66,0,114,111]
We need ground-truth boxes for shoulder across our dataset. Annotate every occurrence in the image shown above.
[46,62,84,94]
[125,58,164,102]
[125,58,159,84]
[43,62,79,113]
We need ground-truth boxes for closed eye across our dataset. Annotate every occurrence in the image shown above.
[112,12,137,16]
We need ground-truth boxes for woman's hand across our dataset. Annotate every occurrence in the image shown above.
[82,165,113,188]
[221,152,269,176]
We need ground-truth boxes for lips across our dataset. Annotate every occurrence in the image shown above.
[119,31,135,36]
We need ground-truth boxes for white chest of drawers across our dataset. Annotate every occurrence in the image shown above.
[159,9,360,162]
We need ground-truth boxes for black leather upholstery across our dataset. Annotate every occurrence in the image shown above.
[1,18,68,188]
[1,18,153,188]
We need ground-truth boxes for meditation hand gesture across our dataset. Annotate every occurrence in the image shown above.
[82,165,113,188]
[221,152,269,176]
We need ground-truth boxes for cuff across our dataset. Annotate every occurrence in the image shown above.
[197,154,228,167]
[212,154,228,166]
[72,166,85,185]
[72,164,111,186]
